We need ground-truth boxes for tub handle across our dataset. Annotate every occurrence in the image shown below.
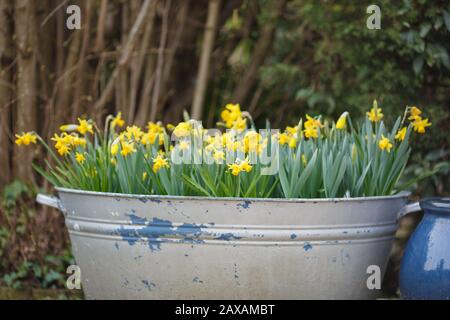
[397,201,421,219]
[36,193,65,213]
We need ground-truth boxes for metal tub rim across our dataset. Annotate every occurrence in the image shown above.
[56,186,411,203]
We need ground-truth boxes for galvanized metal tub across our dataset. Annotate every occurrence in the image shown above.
[37,188,420,299]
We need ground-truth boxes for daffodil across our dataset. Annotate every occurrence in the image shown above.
[412,118,431,134]
[57,144,71,156]
[335,112,348,129]
[173,122,192,138]
[147,121,164,134]
[124,125,143,140]
[221,103,242,128]
[408,106,422,121]
[111,112,125,129]
[304,114,323,129]
[228,163,241,176]
[378,135,393,152]
[179,140,190,150]
[75,152,86,163]
[288,136,298,148]
[366,100,383,122]
[59,124,78,132]
[120,141,136,156]
[279,133,289,145]
[395,127,407,141]
[213,150,225,162]
[152,155,169,173]
[239,159,253,173]
[111,142,119,156]
[303,126,318,139]
[285,126,298,136]
[77,118,94,135]
[51,133,73,155]
[15,132,37,146]
[232,117,247,132]
[141,132,157,145]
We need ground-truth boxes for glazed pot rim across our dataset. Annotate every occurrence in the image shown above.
[55,187,411,203]
[420,197,450,213]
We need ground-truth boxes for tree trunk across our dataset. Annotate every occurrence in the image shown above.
[0,0,14,186]
[232,0,286,104]
[191,0,221,120]
[13,0,38,183]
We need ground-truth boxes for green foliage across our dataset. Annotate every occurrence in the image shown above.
[1,181,75,290]
[1,250,74,289]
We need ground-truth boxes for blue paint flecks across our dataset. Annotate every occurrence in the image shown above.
[142,280,156,291]
[114,214,208,251]
[192,276,203,284]
[303,242,313,251]
[290,233,297,240]
[215,233,242,241]
[237,200,251,210]
[233,263,240,285]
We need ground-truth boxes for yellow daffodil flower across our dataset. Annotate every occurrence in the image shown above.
[15,132,37,146]
[152,155,170,173]
[305,115,323,129]
[239,159,253,173]
[147,121,164,134]
[279,133,289,145]
[395,127,407,141]
[111,112,125,129]
[408,106,422,121]
[213,150,225,162]
[336,112,348,129]
[75,152,86,163]
[412,118,431,134]
[77,118,94,135]
[111,142,119,156]
[179,140,190,150]
[120,141,136,156]
[285,126,298,135]
[221,103,242,128]
[366,100,383,122]
[57,144,71,156]
[288,136,298,148]
[125,125,143,140]
[303,126,318,139]
[378,134,393,152]
[141,132,157,145]
[173,122,192,138]
[228,163,241,176]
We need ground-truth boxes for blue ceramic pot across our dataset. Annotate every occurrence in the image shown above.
[399,198,450,300]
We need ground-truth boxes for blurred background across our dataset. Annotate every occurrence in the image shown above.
[0,0,449,299]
